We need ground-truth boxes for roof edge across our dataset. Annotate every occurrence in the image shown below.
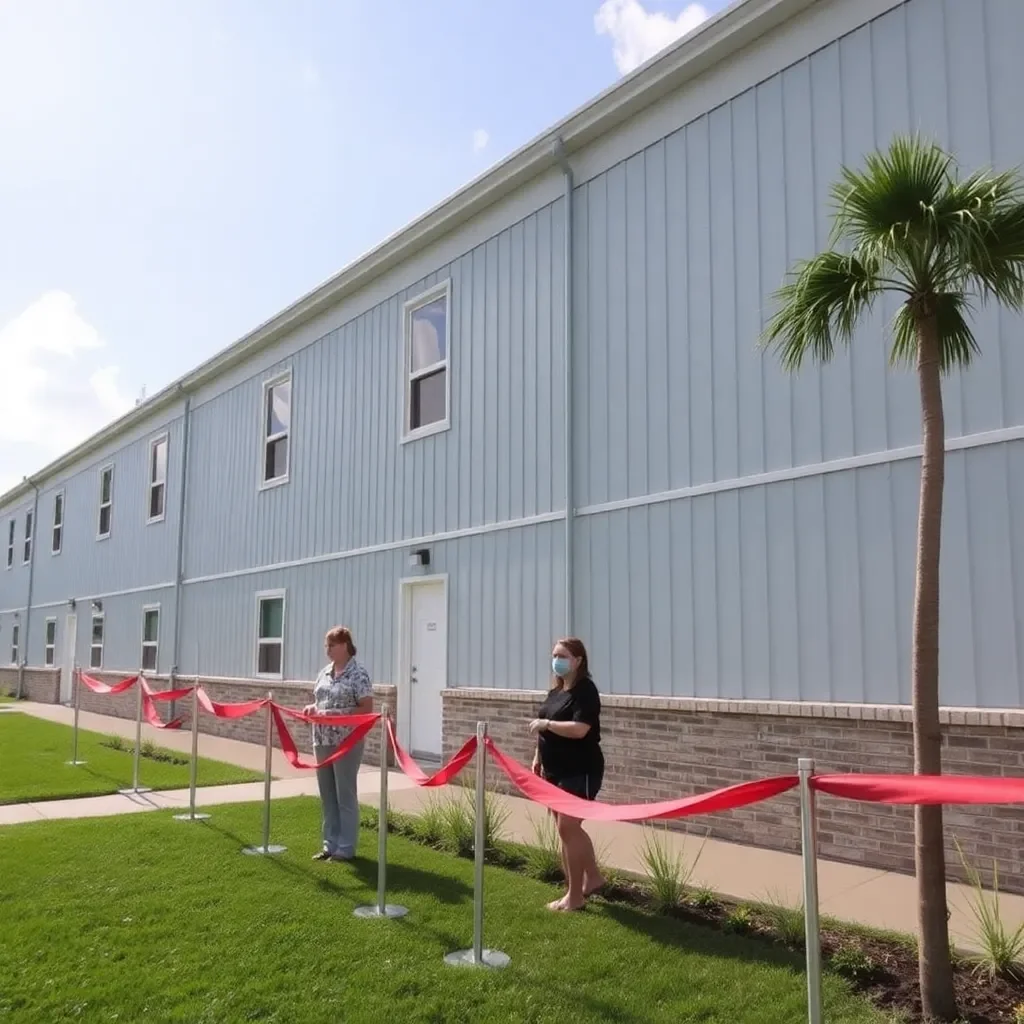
[1,0,814,507]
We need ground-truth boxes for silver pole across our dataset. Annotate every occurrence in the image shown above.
[66,665,86,766]
[444,722,509,968]
[798,757,823,1024]
[119,671,151,795]
[174,684,209,822]
[355,705,408,919]
[243,691,286,855]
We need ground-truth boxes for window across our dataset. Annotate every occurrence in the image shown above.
[6,520,13,569]
[10,623,19,666]
[90,613,104,669]
[403,281,450,439]
[148,436,168,522]
[44,619,57,667]
[141,606,159,671]
[97,465,113,538]
[255,591,285,677]
[22,510,33,565]
[51,491,64,555]
[261,374,291,487]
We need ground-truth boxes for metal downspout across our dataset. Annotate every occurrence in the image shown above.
[17,477,39,699]
[553,137,575,635]
[170,388,192,689]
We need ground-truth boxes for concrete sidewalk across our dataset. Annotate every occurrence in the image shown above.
[4,699,1021,952]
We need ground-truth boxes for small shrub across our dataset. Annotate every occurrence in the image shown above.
[435,789,509,858]
[954,836,1024,980]
[141,739,158,759]
[725,904,754,934]
[104,735,126,752]
[412,796,448,848]
[688,886,718,910]
[525,810,563,882]
[639,824,705,913]
[756,889,805,946]
[829,947,883,985]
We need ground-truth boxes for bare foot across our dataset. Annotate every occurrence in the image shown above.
[583,874,607,898]
[556,898,586,912]
[546,895,569,911]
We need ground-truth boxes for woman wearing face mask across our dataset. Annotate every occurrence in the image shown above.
[529,637,606,911]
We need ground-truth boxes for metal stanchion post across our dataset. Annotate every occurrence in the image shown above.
[355,705,408,919]
[445,722,510,968]
[243,692,286,856]
[119,671,151,795]
[65,666,87,766]
[174,685,209,822]
[798,757,823,1024]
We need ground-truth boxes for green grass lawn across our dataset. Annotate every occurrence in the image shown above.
[0,796,883,1024]
[0,715,261,804]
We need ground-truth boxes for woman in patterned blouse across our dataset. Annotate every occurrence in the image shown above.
[303,626,374,861]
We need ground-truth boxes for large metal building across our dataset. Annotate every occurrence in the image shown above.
[3,0,1023,886]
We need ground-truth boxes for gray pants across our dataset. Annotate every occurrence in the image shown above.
[314,739,365,859]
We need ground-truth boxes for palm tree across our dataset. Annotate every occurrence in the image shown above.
[762,135,1024,1022]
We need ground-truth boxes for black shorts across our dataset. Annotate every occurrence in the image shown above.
[544,768,603,801]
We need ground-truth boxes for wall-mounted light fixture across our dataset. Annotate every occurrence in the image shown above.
[67,597,76,609]
[91,599,103,613]
[13,610,20,620]
[408,548,430,569]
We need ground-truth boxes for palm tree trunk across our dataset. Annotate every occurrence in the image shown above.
[913,311,957,1021]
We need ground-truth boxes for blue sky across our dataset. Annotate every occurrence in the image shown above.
[0,0,727,492]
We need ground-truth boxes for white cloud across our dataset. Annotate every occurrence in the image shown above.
[472,128,490,154]
[595,0,710,75]
[0,291,134,494]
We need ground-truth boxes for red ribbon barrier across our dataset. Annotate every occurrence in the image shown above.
[485,739,798,822]
[270,705,379,770]
[387,719,477,787]
[79,672,138,695]
[195,687,267,719]
[140,679,194,703]
[137,679,189,730]
[274,704,379,728]
[811,773,1024,805]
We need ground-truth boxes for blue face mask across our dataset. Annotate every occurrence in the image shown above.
[552,656,572,679]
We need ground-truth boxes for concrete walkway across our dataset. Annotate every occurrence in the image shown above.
[3,700,1021,952]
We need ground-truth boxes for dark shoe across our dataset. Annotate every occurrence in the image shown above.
[312,850,331,861]
[330,853,353,862]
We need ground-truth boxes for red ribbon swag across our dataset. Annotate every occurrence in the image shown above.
[139,678,192,730]
[270,705,379,770]
[387,720,478,788]
[78,672,138,695]
[811,773,1024,805]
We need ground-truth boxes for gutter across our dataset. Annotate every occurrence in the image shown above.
[169,388,192,694]
[553,137,575,635]
[16,478,39,700]
[0,0,820,511]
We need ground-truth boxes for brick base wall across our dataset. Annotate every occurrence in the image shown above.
[69,672,397,768]
[443,688,1024,895]
[0,667,60,703]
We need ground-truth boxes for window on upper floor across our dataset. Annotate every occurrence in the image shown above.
[11,622,19,666]
[255,591,285,678]
[22,510,33,565]
[5,520,12,569]
[148,435,168,523]
[90,613,104,669]
[141,606,159,672]
[98,465,113,539]
[261,374,291,488]
[44,618,57,667]
[403,281,451,441]
[52,491,64,555]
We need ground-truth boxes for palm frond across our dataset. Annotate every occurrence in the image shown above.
[889,293,979,371]
[761,251,882,370]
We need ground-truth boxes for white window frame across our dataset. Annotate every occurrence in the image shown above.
[51,489,65,556]
[401,280,452,443]
[44,617,57,667]
[254,589,286,680]
[140,604,160,672]
[22,509,33,565]
[97,464,114,540]
[90,612,105,669]
[147,434,169,525]
[259,371,292,491]
[5,519,13,569]
[10,622,19,666]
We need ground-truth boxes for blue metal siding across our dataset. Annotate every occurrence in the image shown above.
[183,202,565,581]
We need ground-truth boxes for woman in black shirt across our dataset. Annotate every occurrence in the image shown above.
[529,636,606,911]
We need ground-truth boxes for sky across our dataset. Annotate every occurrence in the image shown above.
[0,0,729,495]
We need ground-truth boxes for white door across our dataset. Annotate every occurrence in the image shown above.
[60,611,77,704]
[408,581,447,759]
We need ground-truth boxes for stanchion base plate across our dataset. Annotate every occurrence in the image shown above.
[65,760,88,766]
[241,844,288,856]
[173,812,211,822]
[353,904,409,919]
[118,787,152,795]
[444,949,511,969]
